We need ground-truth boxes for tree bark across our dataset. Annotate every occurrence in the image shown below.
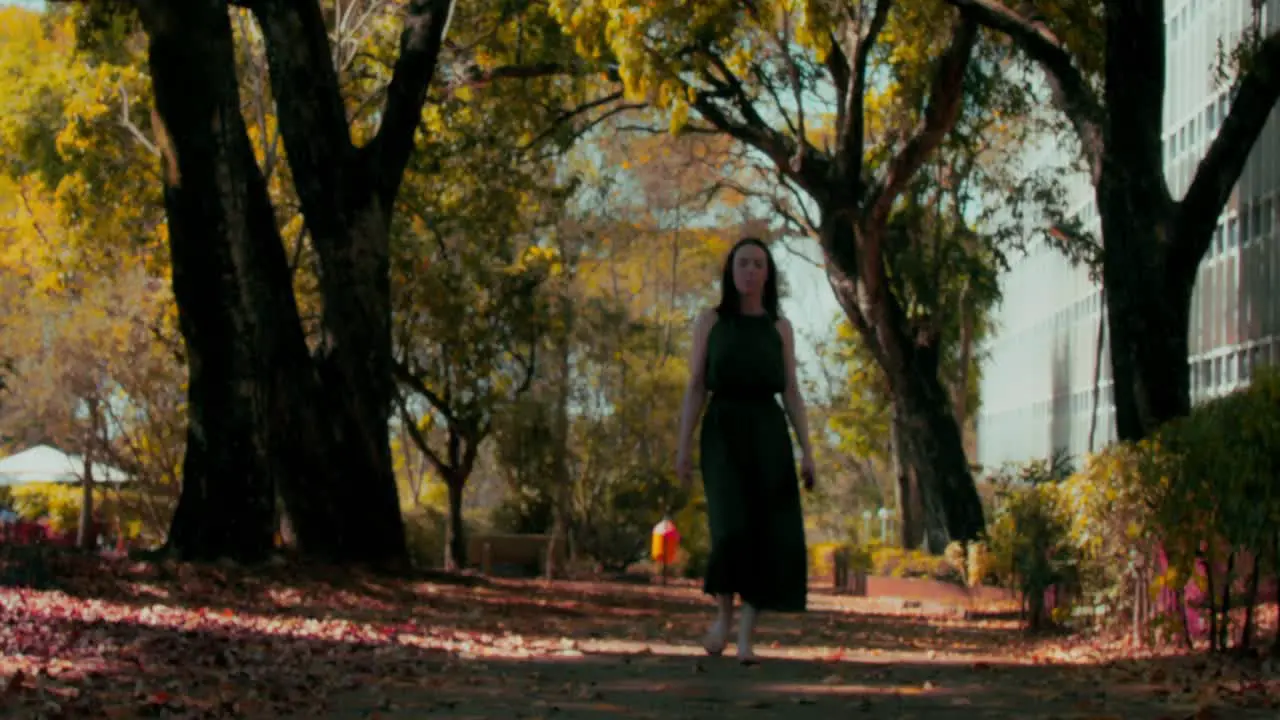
[141,1,290,563]
[824,219,985,552]
[135,0,453,564]
[1099,208,1192,441]
[889,409,924,549]
[444,475,465,571]
[77,448,96,550]
[887,342,985,553]
[76,396,101,550]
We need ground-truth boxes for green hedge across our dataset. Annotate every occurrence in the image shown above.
[984,369,1280,649]
[4,482,154,542]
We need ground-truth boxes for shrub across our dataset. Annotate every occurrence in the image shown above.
[986,478,1079,630]
[808,541,844,580]
[403,507,450,569]
[674,494,710,579]
[6,483,154,545]
[985,369,1280,649]
[870,545,964,585]
[10,483,83,533]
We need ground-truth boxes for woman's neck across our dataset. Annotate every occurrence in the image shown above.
[739,296,766,316]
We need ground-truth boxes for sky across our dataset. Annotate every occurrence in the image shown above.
[774,237,841,375]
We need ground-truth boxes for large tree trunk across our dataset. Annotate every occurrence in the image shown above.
[1100,207,1192,442]
[886,342,985,553]
[76,449,96,550]
[76,396,100,550]
[143,2,290,562]
[1093,0,1191,443]
[141,1,407,565]
[890,410,924,549]
[444,475,466,571]
[824,217,985,553]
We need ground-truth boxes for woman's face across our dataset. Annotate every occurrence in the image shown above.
[731,243,769,299]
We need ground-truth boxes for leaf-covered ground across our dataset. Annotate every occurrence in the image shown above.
[1,547,1277,718]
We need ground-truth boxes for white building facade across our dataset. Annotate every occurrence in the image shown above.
[977,0,1280,470]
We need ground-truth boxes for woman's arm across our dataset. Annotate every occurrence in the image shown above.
[677,309,717,458]
[777,317,813,458]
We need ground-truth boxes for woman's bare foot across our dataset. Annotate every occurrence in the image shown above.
[702,622,729,656]
[736,603,759,665]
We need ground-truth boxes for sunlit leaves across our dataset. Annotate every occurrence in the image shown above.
[0,6,163,274]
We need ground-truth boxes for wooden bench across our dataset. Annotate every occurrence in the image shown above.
[467,533,568,577]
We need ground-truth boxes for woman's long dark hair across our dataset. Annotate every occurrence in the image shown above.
[714,237,780,319]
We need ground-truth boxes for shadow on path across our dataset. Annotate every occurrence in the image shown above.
[2,552,1276,718]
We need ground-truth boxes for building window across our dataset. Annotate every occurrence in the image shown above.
[1241,204,1251,244]
[1214,223,1224,255]
[1228,216,1239,249]
[1263,198,1274,237]
[1207,103,1217,130]
[1253,202,1264,240]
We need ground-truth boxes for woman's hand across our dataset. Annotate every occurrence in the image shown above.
[676,446,694,491]
[800,453,816,491]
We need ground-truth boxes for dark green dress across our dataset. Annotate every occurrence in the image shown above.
[700,311,808,612]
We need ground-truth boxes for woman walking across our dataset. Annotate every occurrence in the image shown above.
[675,237,814,665]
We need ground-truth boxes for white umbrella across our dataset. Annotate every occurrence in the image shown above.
[0,444,130,487]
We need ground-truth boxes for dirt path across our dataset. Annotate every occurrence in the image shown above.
[321,649,1249,719]
[2,553,1276,719]
[312,582,1278,719]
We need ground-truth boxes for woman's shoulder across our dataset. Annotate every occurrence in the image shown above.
[773,314,794,337]
[696,307,721,329]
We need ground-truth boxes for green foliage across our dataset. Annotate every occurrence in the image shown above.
[673,491,710,579]
[9,483,83,533]
[985,474,1079,629]
[6,482,151,542]
[808,538,963,585]
[403,507,451,570]
[982,369,1280,643]
[870,545,965,585]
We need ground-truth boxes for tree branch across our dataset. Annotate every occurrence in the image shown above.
[1171,29,1280,286]
[689,54,833,197]
[835,0,892,180]
[117,81,159,157]
[251,0,357,234]
[394,391,450,477]
[363,0,455,210]
[516,91,638,151]
[393,358,457,427]
[443,61,613,96]
[939,0,1105,181]
[865,17,977,232]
